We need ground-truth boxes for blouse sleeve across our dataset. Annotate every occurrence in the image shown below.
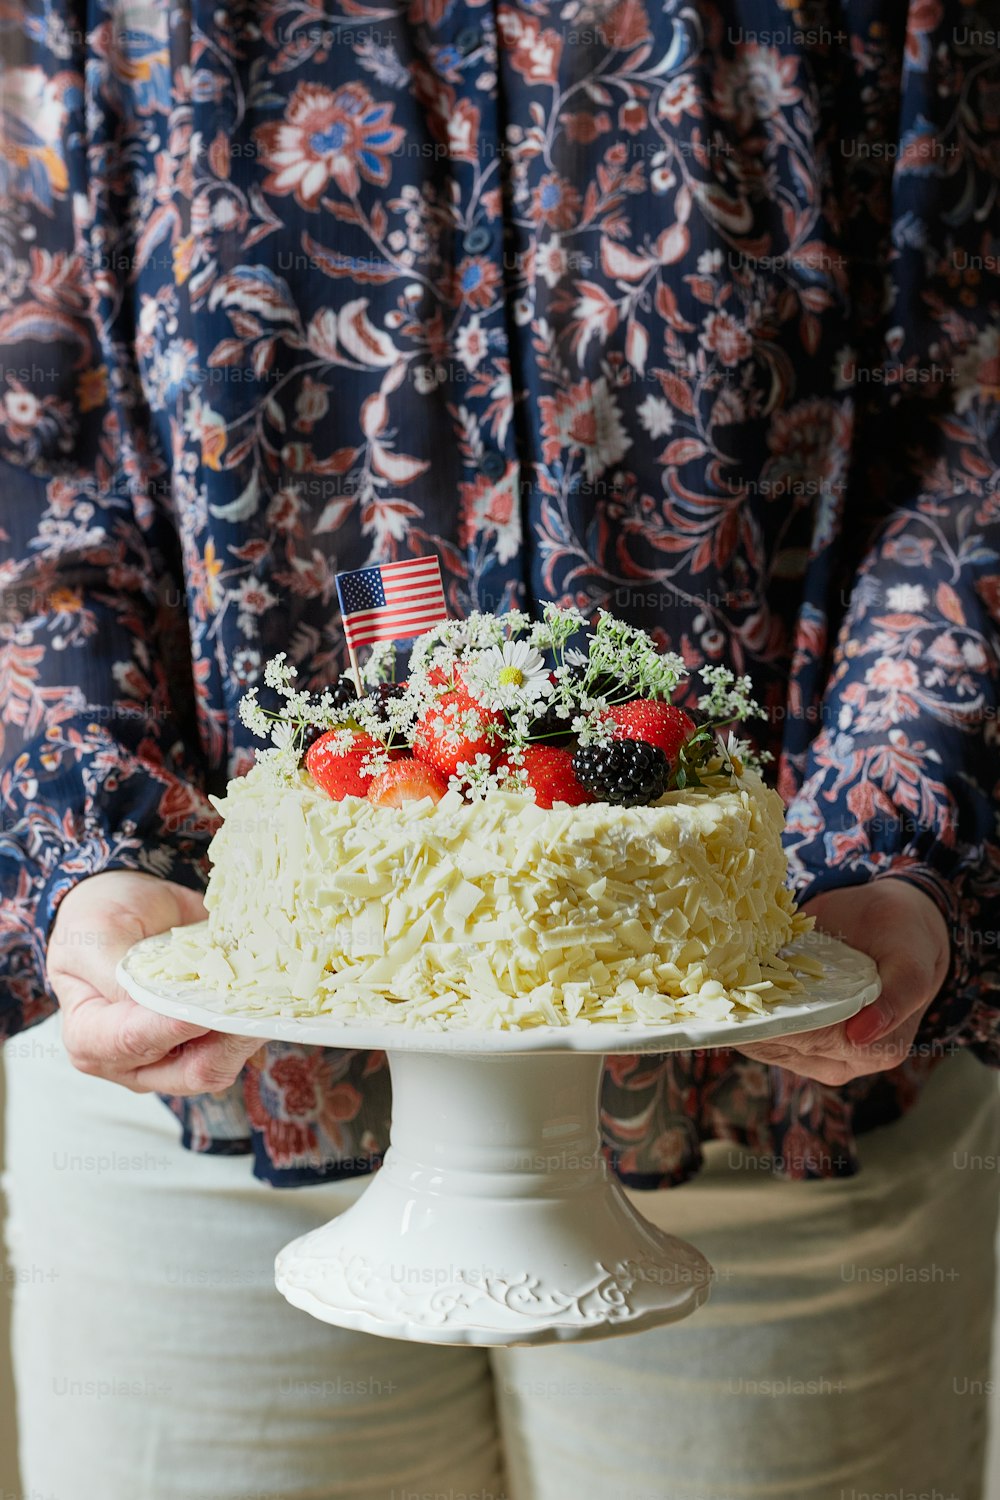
[783,487,1000,1066]
[0,19,217,1040]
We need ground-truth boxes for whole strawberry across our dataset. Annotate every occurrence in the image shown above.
[305,731,387,800]
[499,745,595,809]
[412,691,504,781]
[602,700,695,764]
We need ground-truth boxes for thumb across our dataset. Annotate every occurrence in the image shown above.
[48,875,207,1009]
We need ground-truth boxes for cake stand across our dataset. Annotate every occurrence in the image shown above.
[118,929,879,1348]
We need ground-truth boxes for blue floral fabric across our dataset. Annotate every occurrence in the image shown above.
[1,0,998,1186]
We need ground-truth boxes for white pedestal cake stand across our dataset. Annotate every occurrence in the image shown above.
[119,930,879,1348]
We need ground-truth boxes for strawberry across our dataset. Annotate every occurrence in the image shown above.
[305,731,387,801]
[499,745,595,809]
[368,758,448,807]
[603,700,695,763]
[412,692,504,781]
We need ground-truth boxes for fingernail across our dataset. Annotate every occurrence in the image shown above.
[847,1001,893,1046]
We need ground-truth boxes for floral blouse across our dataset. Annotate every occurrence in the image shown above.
[1,0,998,1188]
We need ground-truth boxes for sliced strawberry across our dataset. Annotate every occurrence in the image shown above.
[305,731,387,800]
[368,758,448,807]
[412,693,504,781]
[603,700,695,763]
[499,745,595,809]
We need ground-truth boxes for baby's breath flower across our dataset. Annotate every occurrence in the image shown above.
[452,754,499,798]
[263,653,296,694]
[576,613,687,704]
[499,608,532,638]
[238,689,270,738]
[359,746,392,778]
[575,713,616,748]
[362,641,397,687]
[282,689,312,719]
[325,729,359,756]
[697,665,766,722]
[254,745,299,780]
[528,603,587,655]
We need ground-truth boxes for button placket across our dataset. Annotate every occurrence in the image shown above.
[464,224,491,253]
[429,0,520,605]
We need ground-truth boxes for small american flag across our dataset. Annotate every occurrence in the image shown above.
[335,555,448,650]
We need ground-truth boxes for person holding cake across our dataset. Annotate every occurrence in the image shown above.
[1,3,998,1498]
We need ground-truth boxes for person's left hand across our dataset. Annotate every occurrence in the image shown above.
[736,878,951,1085]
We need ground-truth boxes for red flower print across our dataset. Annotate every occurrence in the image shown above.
[498,8,563,84]
[604,1052,639,1087]
[293,374,330,433]
[158,778,218,838]
[619,100,646,135]
[539,377,631,480]
[701,310,752,366]
[657,74,700,126]
[243,1053,363,1169]
[862,659,922,722]
[604,0,651,52]
[255,81,405,209]
[866,658,919,690]
[766,398,851,489]
[925,633,966,671]
[448,98,480,163]
[449,255,501,309]
[459,470,521,563]
[714,45,802,132]
[563,111,611,143]
[531,173,581,229]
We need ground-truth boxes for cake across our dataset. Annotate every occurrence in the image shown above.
[132,606,815,1029]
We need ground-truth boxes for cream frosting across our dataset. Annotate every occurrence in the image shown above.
[130,764,815,1030]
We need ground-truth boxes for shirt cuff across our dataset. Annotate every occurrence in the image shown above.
[38,838,210,951]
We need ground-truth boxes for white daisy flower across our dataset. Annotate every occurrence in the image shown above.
[465,640,553,710]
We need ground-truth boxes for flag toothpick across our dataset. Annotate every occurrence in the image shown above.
[334,555,449,690]
[346,642,363,698]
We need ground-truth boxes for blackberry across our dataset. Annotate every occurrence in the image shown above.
[526,701,575,745]
[367,680,407,725]
[329,674,359,709]
[572,738,670,807]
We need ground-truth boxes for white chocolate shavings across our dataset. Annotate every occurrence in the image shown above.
[130,765,815,1031]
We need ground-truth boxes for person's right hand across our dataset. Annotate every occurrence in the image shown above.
[47,869,262,1094]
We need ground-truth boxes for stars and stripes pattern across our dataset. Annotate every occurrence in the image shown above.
[335,555,448,649]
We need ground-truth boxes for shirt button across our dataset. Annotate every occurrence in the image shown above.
[464,225,491,254]
[479,449,506,480]
[456,25,480,53]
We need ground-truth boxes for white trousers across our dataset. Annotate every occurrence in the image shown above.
[3,1018,999,1500]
